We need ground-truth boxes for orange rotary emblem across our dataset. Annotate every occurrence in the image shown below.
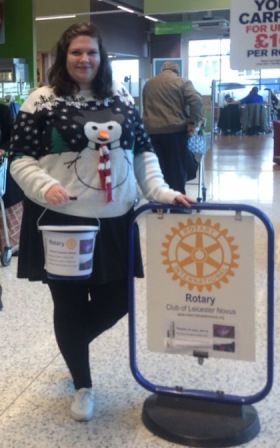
[161,217,240,292]
[66,239,77,250]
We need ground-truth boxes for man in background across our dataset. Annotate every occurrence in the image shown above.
[239,87,264,105]
[142,61,203,193]
[231,87,265,135]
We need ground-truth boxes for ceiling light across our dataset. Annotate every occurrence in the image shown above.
[117,5,134,13]
[89,0,164,22]
[35,3,163,23]
[145,15,159,22]
[36,14,76,21]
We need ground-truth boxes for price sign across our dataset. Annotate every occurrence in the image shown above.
[230,0,280,69]
[254,33,279,49]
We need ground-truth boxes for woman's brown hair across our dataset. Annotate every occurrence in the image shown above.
[48,22,113,98]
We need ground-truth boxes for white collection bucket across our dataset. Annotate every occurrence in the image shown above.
[38,225,99,280]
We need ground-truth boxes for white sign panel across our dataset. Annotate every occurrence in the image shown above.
[146,214,255,361]
[230,0,280,69]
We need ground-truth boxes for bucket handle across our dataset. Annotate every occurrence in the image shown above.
[37,208,101,231]
[37,208,48,231]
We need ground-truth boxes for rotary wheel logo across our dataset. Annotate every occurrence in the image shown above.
[66,239,77,250]
[161,217,240,292]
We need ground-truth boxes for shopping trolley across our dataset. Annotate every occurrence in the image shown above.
[0,154,12,267]
[188,131,211,202]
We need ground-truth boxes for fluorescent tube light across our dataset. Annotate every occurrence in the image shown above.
[117,6,134,13]
[36,14,76,21]
[145,15,159,22]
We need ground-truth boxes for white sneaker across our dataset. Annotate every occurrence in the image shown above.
[70,388,94,421]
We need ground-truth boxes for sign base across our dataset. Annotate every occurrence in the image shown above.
[142,394,260,447]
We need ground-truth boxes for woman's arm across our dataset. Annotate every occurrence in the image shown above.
[134,151,195,207]
[10,156,60,203]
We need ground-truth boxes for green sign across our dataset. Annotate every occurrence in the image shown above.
[154,21,193,35]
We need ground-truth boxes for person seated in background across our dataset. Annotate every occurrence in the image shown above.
[229,87,264,106]
[236,88,265,135]
[218,94,241,135]
[239,87,264,105]
[224,93,235,104]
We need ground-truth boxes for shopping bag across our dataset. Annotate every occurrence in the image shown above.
[188,133,205,155]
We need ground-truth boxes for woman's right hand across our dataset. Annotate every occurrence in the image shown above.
[44,184,73,205]
[187,123,195,136]
[172,193,196,208]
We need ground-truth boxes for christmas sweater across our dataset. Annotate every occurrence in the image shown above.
[10,83,180,218]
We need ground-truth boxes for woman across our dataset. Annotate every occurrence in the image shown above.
[9,23,195,422]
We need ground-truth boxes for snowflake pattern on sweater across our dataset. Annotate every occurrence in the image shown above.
[10,85,151,158]
[10,84,178,218]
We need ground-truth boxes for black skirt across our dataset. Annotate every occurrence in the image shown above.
[18,197,144,284]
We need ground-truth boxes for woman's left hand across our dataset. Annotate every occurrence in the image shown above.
[172,194,196,208]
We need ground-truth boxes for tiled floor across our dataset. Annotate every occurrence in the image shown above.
[0,133,279,447]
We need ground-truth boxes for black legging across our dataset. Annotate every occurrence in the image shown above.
[47,279,128,390]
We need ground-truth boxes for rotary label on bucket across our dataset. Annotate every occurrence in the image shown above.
[41,227,98,279]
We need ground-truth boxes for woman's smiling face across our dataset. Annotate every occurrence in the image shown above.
[66,35,101,90]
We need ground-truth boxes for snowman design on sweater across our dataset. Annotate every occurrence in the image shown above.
[10,85,153,210]
[63,109,131,202]
[36,108,132,204]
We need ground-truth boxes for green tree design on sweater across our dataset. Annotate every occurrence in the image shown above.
[50,128,71,154]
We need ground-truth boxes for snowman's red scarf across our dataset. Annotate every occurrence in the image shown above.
[98,144,112,203]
